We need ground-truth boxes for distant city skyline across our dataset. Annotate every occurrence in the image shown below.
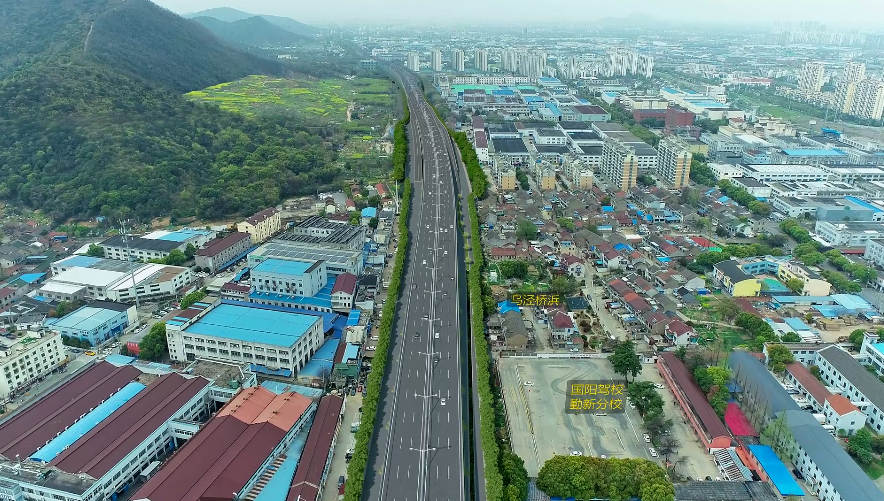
[150,0,884,29]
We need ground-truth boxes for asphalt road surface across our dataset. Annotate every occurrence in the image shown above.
[364,66,467,501]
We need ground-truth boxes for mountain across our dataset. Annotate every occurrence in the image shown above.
[191,16,309,48]
[1,0,284,92]
[182,7,254,22]
[0,0,343,223]
[185,8,320,37]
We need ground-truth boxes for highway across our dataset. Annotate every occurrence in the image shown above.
[364,66,469,501]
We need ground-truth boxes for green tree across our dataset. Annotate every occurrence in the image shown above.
[516,219,538,241]
[626,381,663,417]
[610,340,642,384]
[165,249,187,266]
[367,195,382,208]
[809,365,823,381]
[184,243,197,259]
[674,345,688,362]
[781,332,802,343]
[500,451,529,501]
[715,297,742,321]
[138,323,168,362]
[86,244,105,257]
[180,289,208,309]
[847,428,874,464]
[498,260,529,280]
[848,328,867,347]
[557,217,576,232]
[369,217,379,229]
[349,212,361,225]
[785,278,804,294]
[767,344,795,373]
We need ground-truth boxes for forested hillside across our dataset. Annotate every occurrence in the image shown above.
[0,62,339,222]
[0,0,348,223]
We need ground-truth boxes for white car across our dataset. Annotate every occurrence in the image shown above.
[523,381,534,386]
[440,398,446,406]
[600,455,607,459]
[643,434,651,443]
[570,451,583,456]
[654,383,665,389]
[649,448,658,458]
[629,402,636,409]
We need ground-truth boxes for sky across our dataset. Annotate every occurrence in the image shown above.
[149,0,884,28]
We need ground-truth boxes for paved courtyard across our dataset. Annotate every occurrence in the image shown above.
[499,357,654,476]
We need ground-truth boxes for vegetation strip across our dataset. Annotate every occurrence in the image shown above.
[345,100,411,501]
[391,91,410,181]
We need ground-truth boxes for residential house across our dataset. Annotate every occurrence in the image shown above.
[331,273,358,312]
[549,310,576,344]
[664,319,697,346]
[560,254,585,278]
[500,310,529,350]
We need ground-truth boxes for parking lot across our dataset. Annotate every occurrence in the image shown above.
[499,357,654,476]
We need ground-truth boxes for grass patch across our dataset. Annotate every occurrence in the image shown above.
[860,458,884,479]
[185,75,395,126]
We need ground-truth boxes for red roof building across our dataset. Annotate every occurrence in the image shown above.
[52,373,210,478]
[0,363,141,459]
[331,273,358,311]
[134,387,314,501]
[657,353,732,451]
[285,395,345,501]
[375,183,389,197]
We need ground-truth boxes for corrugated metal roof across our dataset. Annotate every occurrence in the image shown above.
[51,373,209,477]
[729,351,800,419]
[286,395,344,501]
[218,387,312,431]
[0,362,141,459]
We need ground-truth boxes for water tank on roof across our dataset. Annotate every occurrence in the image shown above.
[229,380,240,389]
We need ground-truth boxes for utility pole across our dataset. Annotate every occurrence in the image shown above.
[119,220,142,309]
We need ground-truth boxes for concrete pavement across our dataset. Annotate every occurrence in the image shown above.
[322,394,363,501]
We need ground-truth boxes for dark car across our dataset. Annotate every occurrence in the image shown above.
[338,476,345,488]
[792,468,804,480]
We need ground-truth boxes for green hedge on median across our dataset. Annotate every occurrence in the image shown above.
[344,184,413,501]
[391,91,410,182]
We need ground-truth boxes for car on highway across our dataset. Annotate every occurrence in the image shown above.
[440,398,446,406]
[434,332,439,339]
[85,351,96,356]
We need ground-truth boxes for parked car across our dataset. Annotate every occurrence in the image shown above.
[649,448,658,458]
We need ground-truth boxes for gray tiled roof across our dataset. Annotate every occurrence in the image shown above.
[817,345,884,411]
[729,351,801,419]
[674,481,778,501]
[781,410,884,501]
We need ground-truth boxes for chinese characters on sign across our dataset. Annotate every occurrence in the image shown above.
[507,293,563,307]
[565,380,626,414]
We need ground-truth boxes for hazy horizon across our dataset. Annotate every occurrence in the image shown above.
[150,0,884,29]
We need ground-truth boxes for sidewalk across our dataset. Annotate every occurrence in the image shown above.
[320,394,363,501]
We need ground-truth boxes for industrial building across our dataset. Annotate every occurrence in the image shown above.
[165,299,325,375]
[287,217,366,251]
[814,220,884,247]
[0,362,213,501]
[284,395,345,501]
[45,301,136,346]
[133,386,316,501]
[100,228,215,261]
[195,232,253,274]
[0,330,64,399]
[40,256,193,302]
[249,239,364,278]
[730,351,884,501]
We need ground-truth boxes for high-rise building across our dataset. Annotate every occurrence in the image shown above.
[451,49,465,72]
[430,50,443,72]
[406,52,420,72]
[836,61,866,113]
[798,62,825,92]
[474,49,488,72]
[656,137,693,188]
[850,79,884,121]
[601,138,639,192]
[605,50,654,78]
